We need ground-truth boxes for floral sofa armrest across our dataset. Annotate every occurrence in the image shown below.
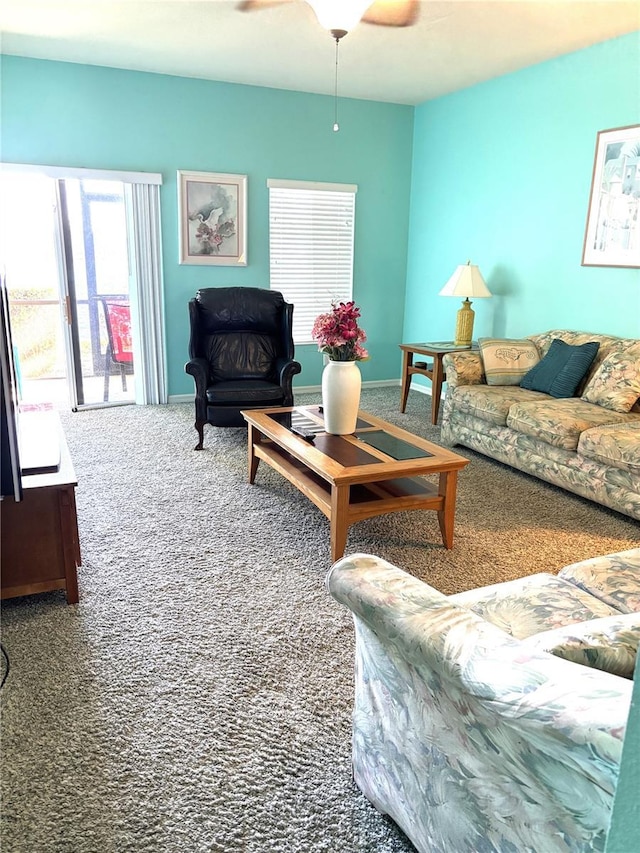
[327,553,631,853]
[442,350,485,387]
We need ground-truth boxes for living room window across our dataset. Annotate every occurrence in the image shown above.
[268,179,357,343]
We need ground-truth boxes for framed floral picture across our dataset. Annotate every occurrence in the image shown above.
[178,170,247,265]
[581,125,640,268]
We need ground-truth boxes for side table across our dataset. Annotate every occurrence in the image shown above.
[399,341,477,425]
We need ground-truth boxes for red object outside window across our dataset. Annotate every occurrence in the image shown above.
[104,300,133,364]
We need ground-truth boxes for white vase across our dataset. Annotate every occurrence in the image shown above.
[322,360,361,435]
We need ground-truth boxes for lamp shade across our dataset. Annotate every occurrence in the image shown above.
[308,0,372,33]
[439,262,492,299]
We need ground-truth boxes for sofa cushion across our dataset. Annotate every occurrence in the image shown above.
[478,338,540,385]
[506,398,636,451]
[581,345,640,413]
[519,338,600,398]
[449,572,621,639]
[449,385,548,426]
[206,379,285,405]
[559,549,640,614]
[578,421,640,474]
[522,613,640,678]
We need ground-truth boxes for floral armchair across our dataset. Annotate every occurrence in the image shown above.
[327,550,640,852]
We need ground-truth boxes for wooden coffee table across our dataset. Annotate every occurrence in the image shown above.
[242,405,469,561]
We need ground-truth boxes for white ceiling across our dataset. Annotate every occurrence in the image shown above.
[1,0,639,105]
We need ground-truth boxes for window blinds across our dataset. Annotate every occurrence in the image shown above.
[268,179,357,344]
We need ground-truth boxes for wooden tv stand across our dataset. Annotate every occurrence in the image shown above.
[1,417,81,604]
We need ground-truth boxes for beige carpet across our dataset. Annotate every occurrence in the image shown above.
[1,387,638,853]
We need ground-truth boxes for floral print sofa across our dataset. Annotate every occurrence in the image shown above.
[327,549,640,853]
[440,330,640,521]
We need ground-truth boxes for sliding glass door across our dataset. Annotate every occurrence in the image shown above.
[61,177,136,407]
[0,171,143,409]
[0,172,69,408]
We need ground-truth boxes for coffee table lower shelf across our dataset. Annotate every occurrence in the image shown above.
[251,439,455,561]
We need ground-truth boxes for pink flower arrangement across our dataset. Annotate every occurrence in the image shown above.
[311,301,368,362]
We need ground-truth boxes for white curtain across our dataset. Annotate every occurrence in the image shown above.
[129,183,167,405]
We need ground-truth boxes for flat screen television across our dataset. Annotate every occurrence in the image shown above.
[0,274,23,502]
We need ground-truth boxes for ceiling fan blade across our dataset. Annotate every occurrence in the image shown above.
[361,0,419,27]
[237,0,292,11]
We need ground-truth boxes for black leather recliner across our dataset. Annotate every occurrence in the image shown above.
[185,287,302,449]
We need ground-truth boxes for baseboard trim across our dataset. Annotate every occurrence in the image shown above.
[168,378,412,405]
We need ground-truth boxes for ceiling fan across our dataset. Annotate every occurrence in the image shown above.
[238,1,420,38]
[238,1,421,131]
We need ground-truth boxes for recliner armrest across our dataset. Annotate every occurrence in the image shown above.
[275,357,302,388]
[184,357,209,395]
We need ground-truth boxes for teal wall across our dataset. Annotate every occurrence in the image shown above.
[0,56,414,396]
[406,32,640,348]
[2,36,639,399]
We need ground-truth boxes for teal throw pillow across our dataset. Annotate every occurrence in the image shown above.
[520,338,600,398]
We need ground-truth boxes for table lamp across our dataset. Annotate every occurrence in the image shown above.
[439,261,491,347]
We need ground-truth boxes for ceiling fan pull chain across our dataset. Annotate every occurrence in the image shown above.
[333,36,340,132]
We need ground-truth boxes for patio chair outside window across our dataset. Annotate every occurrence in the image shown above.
[101,298,133,402]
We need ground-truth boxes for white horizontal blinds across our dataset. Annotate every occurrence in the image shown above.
[268,179,357,344]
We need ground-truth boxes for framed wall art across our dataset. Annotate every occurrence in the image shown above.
[582,124,640,268]
[178,170,247,265]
